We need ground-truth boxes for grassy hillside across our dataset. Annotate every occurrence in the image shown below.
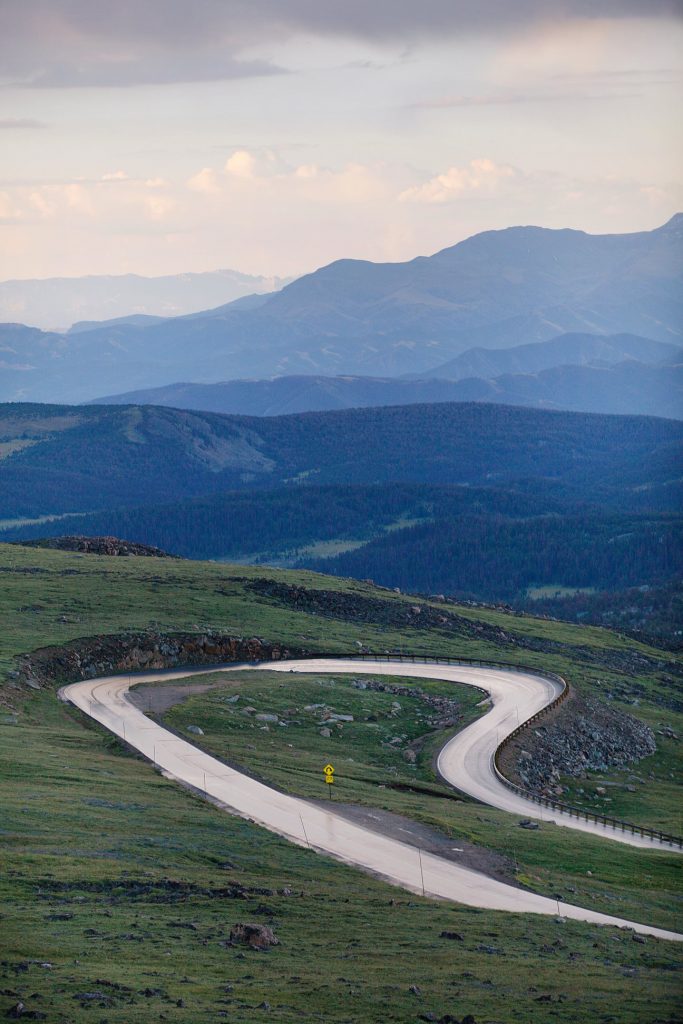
[2,542,680,698]
[2,543,682,1021]
[4,688,681,1024]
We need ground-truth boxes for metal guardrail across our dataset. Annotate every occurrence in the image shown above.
[315,650,683,849]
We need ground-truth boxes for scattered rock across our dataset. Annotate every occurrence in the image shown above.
[349,677,462,730]
[632,933,646,944]
[319,728,332,738]
[519,820,540,830]
[255,714,279,723]
[408,984,422,996]
[186,725,204,735]
[439,931,464,941]
[510,692,657,799]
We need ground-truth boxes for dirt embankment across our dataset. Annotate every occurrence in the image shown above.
[6,631,304,701]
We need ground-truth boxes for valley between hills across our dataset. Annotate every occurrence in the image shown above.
[2,216,682,1023]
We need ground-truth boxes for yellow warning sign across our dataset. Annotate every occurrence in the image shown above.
[323,763,335,784]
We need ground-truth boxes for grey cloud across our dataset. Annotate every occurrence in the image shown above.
[0,117,47,128]
[1,0,681,88]
[28,54,285,89]
[413,88,645,110]
[246,0,683,40]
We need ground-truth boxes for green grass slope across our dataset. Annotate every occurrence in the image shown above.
[1,543,682,1021]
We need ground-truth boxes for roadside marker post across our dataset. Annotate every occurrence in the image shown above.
[323,763,335,798]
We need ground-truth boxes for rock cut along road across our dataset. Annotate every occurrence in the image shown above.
[60,657,682,942]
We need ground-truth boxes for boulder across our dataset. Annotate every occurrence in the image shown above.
[229,923,279,949]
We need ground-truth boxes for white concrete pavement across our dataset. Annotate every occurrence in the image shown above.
[59,658,683,942]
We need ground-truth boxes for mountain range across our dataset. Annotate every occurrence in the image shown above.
[91,333,683,419]
[1,216,681,405]
[0,269,290,331]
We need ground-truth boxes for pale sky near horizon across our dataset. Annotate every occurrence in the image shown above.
[1,1,682,281]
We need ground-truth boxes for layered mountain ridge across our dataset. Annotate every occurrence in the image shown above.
[1,216,681,405]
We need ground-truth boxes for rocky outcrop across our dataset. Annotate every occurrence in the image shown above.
[502,691,656,798]
[240,578,523,646]
[8,631,303,694]
[239,578,682,687]
[14,536,179,558]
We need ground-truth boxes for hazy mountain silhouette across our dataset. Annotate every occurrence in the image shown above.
[1,216,681,404]
[90,333,683,419]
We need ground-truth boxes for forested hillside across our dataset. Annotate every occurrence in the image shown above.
[0,483,561,556]
[302,513,682,601]
[2,401,682,518]
[3,401,681,639]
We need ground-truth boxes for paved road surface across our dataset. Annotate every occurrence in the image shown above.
[60,658,682,942]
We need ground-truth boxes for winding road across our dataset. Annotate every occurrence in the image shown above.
[59,657,682,942]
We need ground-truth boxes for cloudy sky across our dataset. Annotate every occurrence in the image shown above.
[1,0,682,280]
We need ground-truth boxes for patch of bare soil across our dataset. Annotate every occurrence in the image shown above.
[309,802,517,886]
[129,680,228,715]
